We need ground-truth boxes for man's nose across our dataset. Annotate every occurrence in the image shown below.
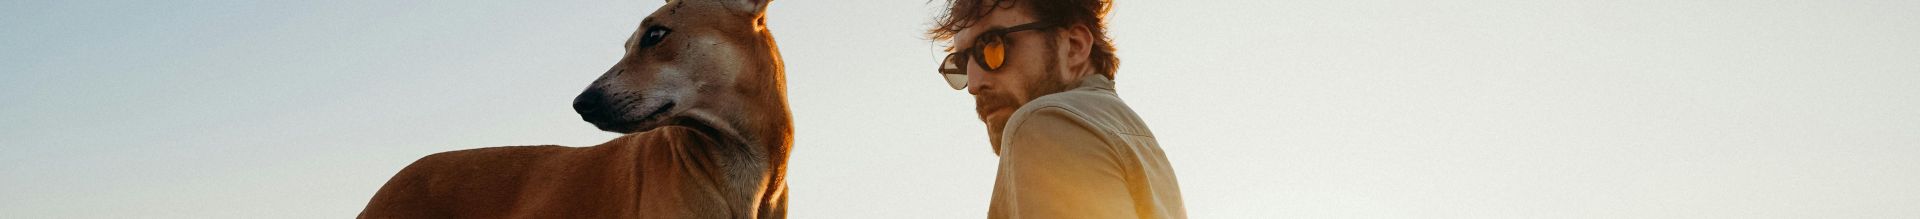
[966,64,989,95]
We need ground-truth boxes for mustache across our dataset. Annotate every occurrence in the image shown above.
[974,92,1019,115]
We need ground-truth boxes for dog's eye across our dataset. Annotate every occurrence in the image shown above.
[638,26,671,48]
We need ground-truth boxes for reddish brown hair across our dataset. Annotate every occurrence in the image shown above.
[929,0,1118,79]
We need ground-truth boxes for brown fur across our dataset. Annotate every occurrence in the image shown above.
[360,0,788,218]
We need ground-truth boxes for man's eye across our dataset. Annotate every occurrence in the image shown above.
[638,26,671,48]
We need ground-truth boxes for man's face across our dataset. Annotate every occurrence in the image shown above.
[948,5,1075,147]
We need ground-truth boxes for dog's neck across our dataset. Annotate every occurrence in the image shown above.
[660,44,791,165]
[739,30,793,169]
[663,29,787,218]
[660,59,791,214]
[667,103,791,155]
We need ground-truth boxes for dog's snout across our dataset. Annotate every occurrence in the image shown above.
[573,88,606,115]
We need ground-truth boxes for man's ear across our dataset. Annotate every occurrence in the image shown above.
[724,0,772,17]
[1060,24,1096,78]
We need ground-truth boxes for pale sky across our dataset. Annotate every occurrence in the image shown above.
[4,0,1918,218]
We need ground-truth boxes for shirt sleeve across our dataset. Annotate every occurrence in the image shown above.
[990,107,1140,219]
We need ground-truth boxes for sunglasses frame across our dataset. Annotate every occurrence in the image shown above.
[938,21,1061,90]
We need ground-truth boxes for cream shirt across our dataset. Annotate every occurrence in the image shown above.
[989,76,1186,219]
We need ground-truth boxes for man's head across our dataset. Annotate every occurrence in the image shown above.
[929,0,1116,147]
[575,0,784,134]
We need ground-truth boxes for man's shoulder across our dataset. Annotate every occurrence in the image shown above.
[1008,86,1153,138]
[1010,90,1105,124]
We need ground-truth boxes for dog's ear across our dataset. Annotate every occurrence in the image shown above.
[723,0,771,17]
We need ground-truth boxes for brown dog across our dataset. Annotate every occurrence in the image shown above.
[358,0,789,218]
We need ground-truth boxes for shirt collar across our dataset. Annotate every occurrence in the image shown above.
[1075,75,1115,93]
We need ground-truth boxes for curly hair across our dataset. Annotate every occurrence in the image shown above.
[928,0,1119,79]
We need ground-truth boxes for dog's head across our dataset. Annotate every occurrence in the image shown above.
[575,0,783,133]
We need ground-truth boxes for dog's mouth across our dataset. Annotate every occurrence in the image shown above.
[592,100,676,133]
[637,101,676,123]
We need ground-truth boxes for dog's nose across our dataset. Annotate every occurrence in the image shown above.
[573,88,606,116]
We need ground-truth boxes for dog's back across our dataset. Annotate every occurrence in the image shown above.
[360,126,777,218]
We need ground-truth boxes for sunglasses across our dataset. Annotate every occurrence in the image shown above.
[937,21,1059,90]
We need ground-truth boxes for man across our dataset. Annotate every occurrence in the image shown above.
[928,0,1185,218]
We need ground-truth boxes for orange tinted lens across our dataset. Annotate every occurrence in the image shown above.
[981,39,1005,69]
